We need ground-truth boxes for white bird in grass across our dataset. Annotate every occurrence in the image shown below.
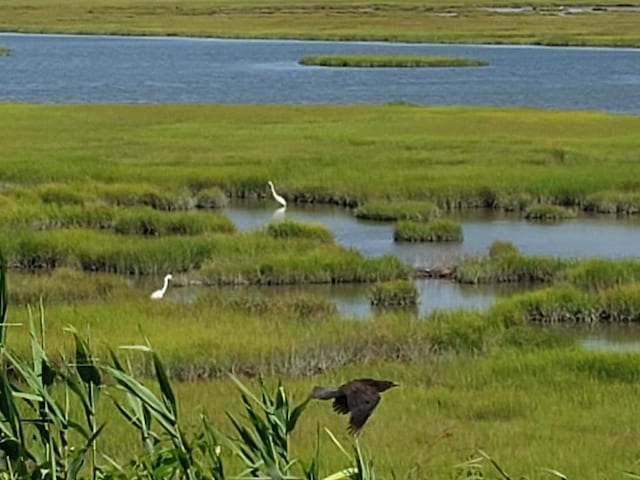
[268,181,287,208]
[150,274,173,300]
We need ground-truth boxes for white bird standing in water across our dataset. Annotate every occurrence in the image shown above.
[268,181,287,208]
[150,274,173,300]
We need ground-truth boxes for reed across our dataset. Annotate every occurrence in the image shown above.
[394,219,463,242]
[354,201,438,222]
[299,54,488,68]
[524,203,576,220]
[0,46,9,56]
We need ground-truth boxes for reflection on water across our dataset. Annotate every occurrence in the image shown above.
[140,276,531,318]
[577,325,640,352]
[224,203,640,265]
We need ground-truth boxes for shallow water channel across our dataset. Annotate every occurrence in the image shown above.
[224,202,640,265]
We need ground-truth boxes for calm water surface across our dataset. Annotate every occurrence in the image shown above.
[1,33,639,112]
[225,203,640,266]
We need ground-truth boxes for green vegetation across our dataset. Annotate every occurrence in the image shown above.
[299,54,488,68]
[524,203,576,220]
[0,46,8,56]
[456,241,640,290]
[1,0,640,47]
[369,279,418,307]
[3,104,640,214]
[394,218,463,242]
[266,219,334,243]
[354,201,438,222]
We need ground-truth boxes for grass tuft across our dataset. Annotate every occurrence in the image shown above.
[354,201,438,222]
[299,54,488,68]
[394,218,463,242]
[524,203,576,220]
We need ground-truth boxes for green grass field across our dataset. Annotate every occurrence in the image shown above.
[2,104,640,211]
[1,0,640,46]
[3,102,640,478]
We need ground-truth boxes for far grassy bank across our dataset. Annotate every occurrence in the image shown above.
[2,104,640,214]
[1,0,639,47]
[299,54,488,68]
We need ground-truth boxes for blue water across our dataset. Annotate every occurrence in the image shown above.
[1,33,639,112]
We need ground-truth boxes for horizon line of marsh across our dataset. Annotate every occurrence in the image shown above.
[2,0,640,47]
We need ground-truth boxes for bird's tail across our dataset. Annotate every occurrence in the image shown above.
[311,386,341,400]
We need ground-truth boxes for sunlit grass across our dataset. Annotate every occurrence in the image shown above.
[1,0,639,46]
[2,104,640,213]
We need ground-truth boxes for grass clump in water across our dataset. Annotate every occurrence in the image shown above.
[562,258,640,290]
[584,190,640,214]
[524,203,576,220]
[394,218,462,242]
[455,247,567,284]
[369,279,418,307]
[299,54,488,68]
[266,219,334,243]
[354,200,438,222]
[0,46,9,56]
[195,186,228,209]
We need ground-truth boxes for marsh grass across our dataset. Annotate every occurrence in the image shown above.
[369,279,418,308]
[266,219,334,243]
[3,0,640,47]
[455,252,567,284]
[113,207,234,236]
[299,54,488,68]
[3,105,640,212]
[394,219,463,242]
[354,201,438,222]
[1,203,234,235]
[8,268,131,305]
[491,284,640,324]
[524,203,576,220]
[0,45,9,56]
[584,190,640,214]
[195,186,229,209]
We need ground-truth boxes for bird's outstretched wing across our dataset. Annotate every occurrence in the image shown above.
[346,385,380,435]
[332,395,349,415]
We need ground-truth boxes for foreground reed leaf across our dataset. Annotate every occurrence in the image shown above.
[0,247,7,346]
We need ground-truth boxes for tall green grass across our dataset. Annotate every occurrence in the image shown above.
[394,219,463,242]
[2,105,640,213]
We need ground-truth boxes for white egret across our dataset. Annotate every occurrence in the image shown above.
[150,274,173,300]
[271,206,286,222]
[268,181,287,208]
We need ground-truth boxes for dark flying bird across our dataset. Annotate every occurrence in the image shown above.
[312,378,398,435]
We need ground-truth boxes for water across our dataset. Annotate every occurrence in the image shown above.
[224,203,640,266]
[144,277,529,319]
[1,33,639,113]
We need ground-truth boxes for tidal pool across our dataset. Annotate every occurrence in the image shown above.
[224,203,640,266]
